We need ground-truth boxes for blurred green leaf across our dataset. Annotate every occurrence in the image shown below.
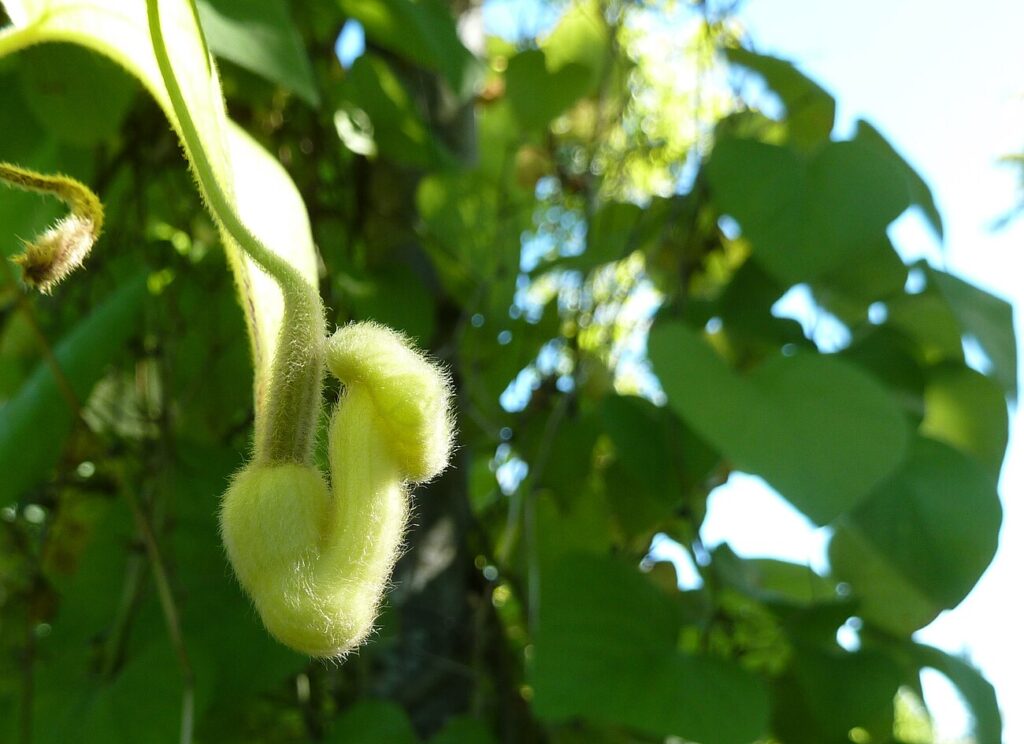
[855,120,944,238]
[928,266,1017,399]
[505,49,590,130]
[345,264,437,343]
[338,0,481,98]
[325,699,418,744]
[906,643,1002,744]
[886,287,967,364]
[429,716,496,744]
[18,43,137,146]
[649,320,909,524]
[342,54,446,168]
[829,436,1001,634]
[0,276,146,503]
[771,647,902,744]
[724,47,835,148]
[532,554,769,744]
[706,138,911,284]
[198,0,319,106]
[920,362,1008,477]
[541,0,611,96]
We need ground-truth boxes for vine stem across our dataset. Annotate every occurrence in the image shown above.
[145,0,325,465]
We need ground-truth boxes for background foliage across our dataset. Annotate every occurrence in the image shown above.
[0,1,1014,743]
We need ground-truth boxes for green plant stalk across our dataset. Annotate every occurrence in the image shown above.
[145,0,325,465]
[0,162,104,292]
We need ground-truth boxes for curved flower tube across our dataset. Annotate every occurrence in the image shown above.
[220,323,454,657]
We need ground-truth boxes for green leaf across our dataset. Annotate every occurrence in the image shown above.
[920,362,1008,478]
[531,554,769,744]
[0,70,64,259]
[811,238,908,325]
[344,264,437,344]
[2,0,320,399]
[886,287,966,364]
[338,0,481,98]
[742,559,837,606]
[35,640,184,744]
[197,0,319,106]
[429,716,497,744]
[906,643,1002,744]
[706,137,911,285]
[724,47,835,148]
[771,647,902,744]
[17,42,137,145]
[505,49,590,130]
[829,436,1001,635]
[854,120,943,238]
[0,277,146,503]
[649,320,909,524]
[341,54,445,168]
[325,700,418,744]
[541,0,611,96]
[600,394,716,536]
[928,267,1017,400]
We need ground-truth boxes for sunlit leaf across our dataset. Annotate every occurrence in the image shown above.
[724,47,835,148]
[706,137,911,285]
[197,0,319,106]
[649,320,909,524]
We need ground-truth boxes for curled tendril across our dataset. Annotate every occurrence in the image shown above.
[0,162,104,293]
[219,323,455,657]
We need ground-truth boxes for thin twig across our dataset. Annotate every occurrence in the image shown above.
[115,464,194,744]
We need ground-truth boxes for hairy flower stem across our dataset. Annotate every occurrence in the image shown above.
[0,162,104,292]
[146,0,325,464]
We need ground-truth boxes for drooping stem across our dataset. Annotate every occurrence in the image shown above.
[0,162,104,292]
[145,0,325,464]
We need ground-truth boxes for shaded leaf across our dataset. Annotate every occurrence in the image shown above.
[18,42,137,145]
[855,120,943,238]
[531,554,769,744]
[342,54,446,168]
[829,437,1001,634]
[429,716,497,744]
[541,0,611,96]
[0,277,146,503]
[505,49,590,130]
[771,647,902,744]
[325,700,418,744]
[338,0,481,98]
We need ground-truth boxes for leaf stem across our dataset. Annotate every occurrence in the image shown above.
[145,0,325,465]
